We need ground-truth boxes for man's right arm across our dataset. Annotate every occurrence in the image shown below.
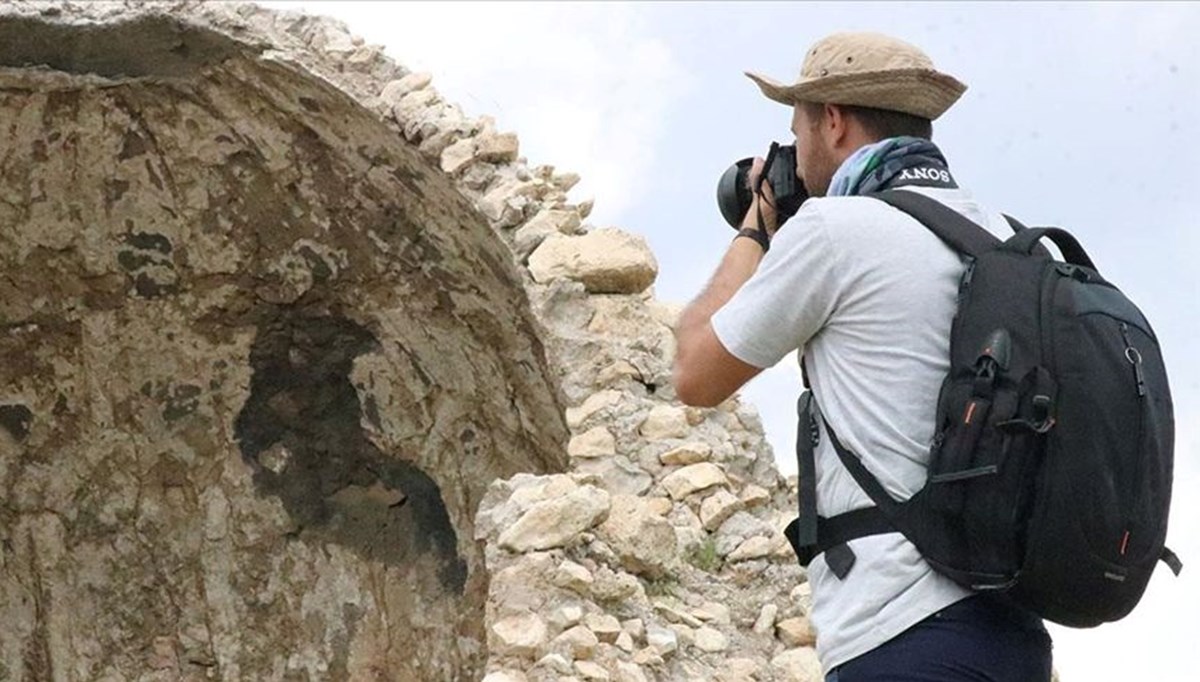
[673,160,780,407]
[676,201,843,406]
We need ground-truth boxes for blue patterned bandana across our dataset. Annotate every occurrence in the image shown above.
[827,136,957,197]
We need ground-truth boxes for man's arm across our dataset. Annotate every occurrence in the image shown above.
[673,160,777,407]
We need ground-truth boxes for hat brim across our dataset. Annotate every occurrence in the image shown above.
[745,68,967,120]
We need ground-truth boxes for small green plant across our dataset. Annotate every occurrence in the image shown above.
[643,573,681,598]
[684,537,722,573]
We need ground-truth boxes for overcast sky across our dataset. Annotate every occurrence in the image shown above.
[268,2,1198,679]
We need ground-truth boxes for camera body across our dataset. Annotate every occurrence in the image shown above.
[716,143,809,229]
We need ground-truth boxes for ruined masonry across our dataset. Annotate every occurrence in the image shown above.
[0,2,814,681]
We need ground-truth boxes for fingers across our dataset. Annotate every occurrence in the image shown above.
[748,157,777,206]
[747,156,766,190]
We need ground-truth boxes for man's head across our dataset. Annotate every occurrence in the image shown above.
[790,101,934,196]
[747,32,965,196]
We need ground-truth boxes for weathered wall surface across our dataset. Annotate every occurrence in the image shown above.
[0,3,570,680]
[0,3,816,682]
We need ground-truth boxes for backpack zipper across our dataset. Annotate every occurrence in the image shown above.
[1119,322,1146,397]
[1118,321,1146,560]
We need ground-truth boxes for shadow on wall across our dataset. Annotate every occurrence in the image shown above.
[234,309,468,593]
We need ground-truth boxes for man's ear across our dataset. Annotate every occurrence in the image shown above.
[823,102,848,147]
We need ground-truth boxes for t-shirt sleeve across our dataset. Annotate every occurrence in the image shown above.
[710,205,843,369]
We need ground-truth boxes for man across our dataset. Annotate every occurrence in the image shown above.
[672,33,1053,681]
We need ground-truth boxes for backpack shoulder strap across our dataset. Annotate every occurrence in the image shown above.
[870,189,1002,258]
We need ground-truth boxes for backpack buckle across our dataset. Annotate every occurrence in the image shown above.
[996,394,1057,434]
[1031,394,1056,433]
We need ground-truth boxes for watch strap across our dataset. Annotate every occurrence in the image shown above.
[735,227,770,252]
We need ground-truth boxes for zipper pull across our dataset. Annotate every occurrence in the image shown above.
[1120,323,1147,397]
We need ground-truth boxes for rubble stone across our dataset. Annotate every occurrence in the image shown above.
[645,625,678,655]
[568,427,617,459]
[639,405,691,440]
[700,489,744,531]
[694,626,728,653]
[753,603,779,635]
[662,463,729,501]
[598,495,677,578]
[771,647,824,682]
[550,625,600,659]
[477,132,520,163]
[658,442,712,466]
[490,613,549,658]
[528,230,658,294]
[575,660,611,681]
[586,613,623,643]
[498,485,611,552]
[777,617,818,648]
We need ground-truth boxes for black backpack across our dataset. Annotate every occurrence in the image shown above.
[786,189,1181,628]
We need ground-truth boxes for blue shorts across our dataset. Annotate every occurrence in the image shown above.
[826,595,1053,682]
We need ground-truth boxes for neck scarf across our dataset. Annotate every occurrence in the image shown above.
[827,136,957,197]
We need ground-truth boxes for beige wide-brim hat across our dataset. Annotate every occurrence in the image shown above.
[747,32,967,120]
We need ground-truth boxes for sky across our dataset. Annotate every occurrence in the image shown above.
[267,2,1198,679]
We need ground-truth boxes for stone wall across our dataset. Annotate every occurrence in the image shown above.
[0,2,815,681]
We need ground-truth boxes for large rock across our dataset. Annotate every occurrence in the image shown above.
[380,71,433,105]
[553,560,595,593]
[527,229,658,294]
[442,136,478,174]
[645,624,678,656]
[693,626,729,653]
[771,647,824,682]
[565,390,625,429]
[514,208,584,258]
[597,495,677,578]
[498,485,611,552]
[659,442,712,466]
[549,625,600,659]
[726,535,775,562]
[574,455,653,496]
[568,426,618,459]
[639,405,691,440]
[490,613,549,658]
[661,463,729,500]
[476,132,520,163]
[700,489,745,531]
[777,617,818,648]
[0,5,572,681]
[585,613,623,644]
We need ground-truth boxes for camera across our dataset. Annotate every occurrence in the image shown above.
[716,142,809,229]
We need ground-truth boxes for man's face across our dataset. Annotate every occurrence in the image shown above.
[791,103,838,197]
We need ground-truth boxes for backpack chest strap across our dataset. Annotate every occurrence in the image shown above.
[785,389,899,579]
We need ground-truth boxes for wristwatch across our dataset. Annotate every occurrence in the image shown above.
[735,227,770,252]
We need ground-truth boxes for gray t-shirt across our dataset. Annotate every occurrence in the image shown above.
[711,186,1015,671]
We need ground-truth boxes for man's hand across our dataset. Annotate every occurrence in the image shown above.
[741,156,779,236]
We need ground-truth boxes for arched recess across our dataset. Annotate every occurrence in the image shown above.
[0,11,568,681]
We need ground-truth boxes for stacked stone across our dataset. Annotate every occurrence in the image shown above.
[360,41,822,682]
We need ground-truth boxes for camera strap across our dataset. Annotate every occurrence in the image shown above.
[752,142,782,234]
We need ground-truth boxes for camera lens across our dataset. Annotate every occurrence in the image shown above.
[717,157,755,229]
